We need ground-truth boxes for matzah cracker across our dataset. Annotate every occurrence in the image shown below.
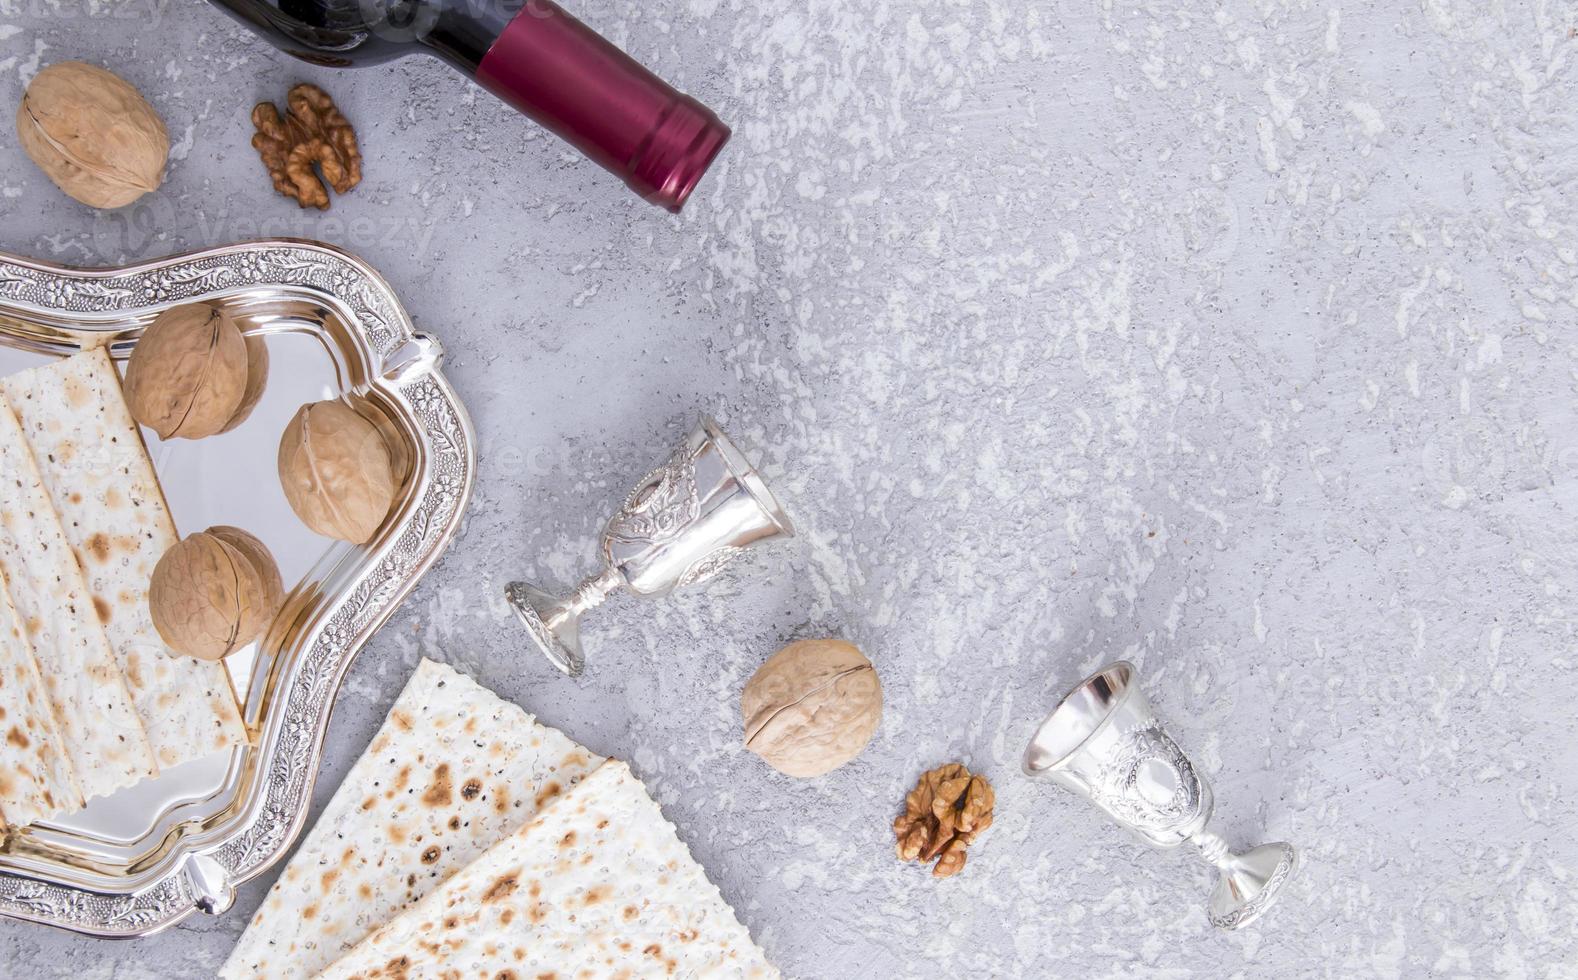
[0,349,245,768]
[0,573,83,826]
[221,659,602,980]
[0,395,154,801]
[318,760,779,980]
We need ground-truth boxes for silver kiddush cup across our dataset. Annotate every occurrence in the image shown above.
[1023,661,1298,930]
[506,416,795,676]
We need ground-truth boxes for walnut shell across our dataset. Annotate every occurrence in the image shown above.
[205,525,284,634]
[149,531,267,661]
[219,334,270,433]
[278,400,397,543]
[123,303,249,439]
[742,639,882,778]
[16,61,167,209]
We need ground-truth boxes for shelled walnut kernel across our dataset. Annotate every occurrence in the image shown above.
[893,763,994,878]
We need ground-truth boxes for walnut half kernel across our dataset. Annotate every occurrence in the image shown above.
[893,763,995,878]
[251,83,362,210]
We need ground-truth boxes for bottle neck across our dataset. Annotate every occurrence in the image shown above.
[468,0,730,211]
[414,0,520,73]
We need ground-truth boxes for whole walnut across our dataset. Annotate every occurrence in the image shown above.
[206,525,285,630]
[278,400,397,544]
[16,61,167,209]
[123,303,250,439]
[219,335,271,434]
[150,530,269,661]
[742,639,882,778]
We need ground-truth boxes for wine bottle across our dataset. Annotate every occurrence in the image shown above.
[206,0,729,211]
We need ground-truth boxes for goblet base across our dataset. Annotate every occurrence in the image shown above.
[1208,841,1298,930]
[504,580,585,677]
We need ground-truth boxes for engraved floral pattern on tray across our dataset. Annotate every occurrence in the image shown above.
[0,243,475,937]
[0,246,403,352]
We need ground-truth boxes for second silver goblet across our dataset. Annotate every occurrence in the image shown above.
[1023,661,1298,929]
[506,415,795,676]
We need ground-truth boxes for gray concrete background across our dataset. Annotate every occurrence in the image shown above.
[3,0,1578,977]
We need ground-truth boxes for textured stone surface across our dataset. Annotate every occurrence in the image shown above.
[3,0,1578,976]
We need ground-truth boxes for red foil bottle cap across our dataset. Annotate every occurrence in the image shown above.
[476,1,731,212]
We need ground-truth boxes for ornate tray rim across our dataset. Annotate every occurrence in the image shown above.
[0,239,477,938]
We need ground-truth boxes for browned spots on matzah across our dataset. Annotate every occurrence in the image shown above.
[582,885,609,905]
[622,905,639,921]
[421,845,440,864]
[391,709,413,732]
[499,907,515,925]
[460,777,482,800]
[304,903,319,920]
[92,595,111,624]
[481,871,520,903]
[84,532,110,563]
[558,830,576,849]
[422,763,452,806]
[493,785,510,813]
[62,378,89,409]
[534,781,561,808]
[6,727,28,749]
[495,971,518,980]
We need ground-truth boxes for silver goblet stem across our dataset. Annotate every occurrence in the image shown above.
[1191,828,1235,868]
[563,568,623,617]
[504,569,623,676]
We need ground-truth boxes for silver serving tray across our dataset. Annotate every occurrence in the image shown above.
[0,240,475,937]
